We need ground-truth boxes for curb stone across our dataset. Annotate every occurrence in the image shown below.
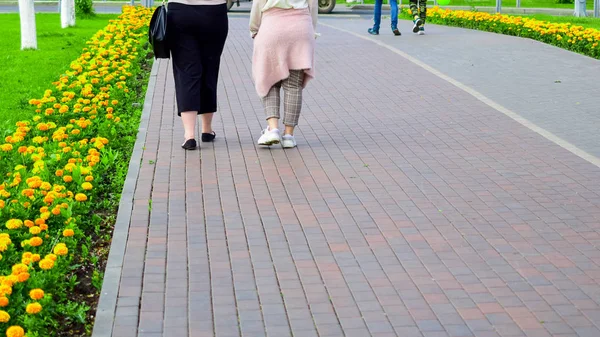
[90,59,159,337]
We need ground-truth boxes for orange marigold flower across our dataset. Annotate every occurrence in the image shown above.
[26,302,42,314]
[6,326,25,337]
[0,297,8,307]
[32,254,41,262]
[30,288,44,300]
[11,264,28,275]
[75,193,87,202]
[17,273,29,283]
[4,277,16,288]
[63,229,75,237]
[63,176,73,183]
[29,237,43,247]
[21,189,35,198]
[39,259,54,270]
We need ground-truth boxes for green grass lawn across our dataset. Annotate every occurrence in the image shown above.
[517,13,600,29]
[0,14,118,131]
[342,0,595,9]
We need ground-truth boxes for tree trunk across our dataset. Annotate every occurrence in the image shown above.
[61,0,76,28]
[574,0,587,17]
[18,0,37,50]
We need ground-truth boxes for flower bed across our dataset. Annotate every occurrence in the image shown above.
[0,6,153,336]
[403,7,600,59]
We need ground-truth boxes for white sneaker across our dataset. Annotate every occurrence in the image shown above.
[257,127,281,146]
[281,134,297,148]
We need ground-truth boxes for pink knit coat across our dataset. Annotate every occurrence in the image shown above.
[251,7,316,98]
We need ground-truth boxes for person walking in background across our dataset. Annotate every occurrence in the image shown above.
[167,0,229,150]
[368,0,400,36]
[250,0,318,149]
[410,0,426,35]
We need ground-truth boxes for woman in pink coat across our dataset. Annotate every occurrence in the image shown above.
[250,0,318,148]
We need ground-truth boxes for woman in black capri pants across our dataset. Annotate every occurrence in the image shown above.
[167,0,229,150]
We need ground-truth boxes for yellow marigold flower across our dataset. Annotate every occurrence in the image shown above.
[46,253,57,261]
[23,252,32,259]
[17,273,29,283]
[40,182,51,190]
[40,212,50,220]
[29,237,43,247]
[0,243,7,253]
[29,227,42,235]
[63,229,75,237]
[6,219,23,230]
[1,144,13,152]
[0,285,11,296]
[31,254,41,262]
[11,264,28,275]
[30,289,45,300]
[21,258,32,266]
[82,182,93,190]
[39,259,54,270]
[0,297,8,307]
[75,193,88,202]
[54,244,68,256]
[26,302,42,314]
[0,310,10,323]
[6,326,25,337]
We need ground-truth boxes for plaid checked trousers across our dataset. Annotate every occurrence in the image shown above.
[261,70,305,127]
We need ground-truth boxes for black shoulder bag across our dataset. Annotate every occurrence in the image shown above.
[149,2,170,59]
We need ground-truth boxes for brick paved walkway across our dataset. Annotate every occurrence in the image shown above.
[99,17,600,337]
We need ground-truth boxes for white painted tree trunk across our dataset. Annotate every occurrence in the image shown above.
[574,0,587,17]
[61,0,76,28]
[18,0,37,50]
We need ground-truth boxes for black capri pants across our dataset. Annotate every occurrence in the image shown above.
[167,3,228,116]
